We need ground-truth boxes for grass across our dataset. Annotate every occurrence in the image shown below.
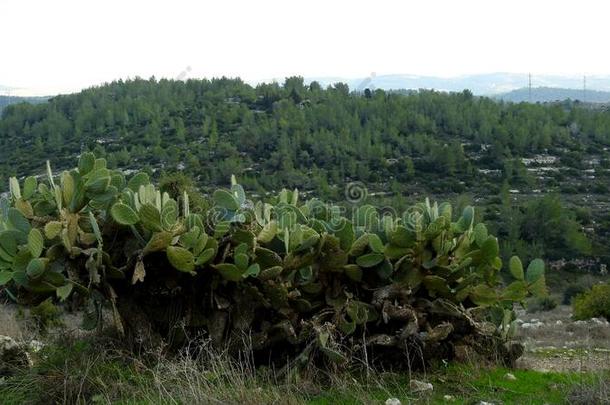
[1,336,609,405]
[308,365,607,404]
[427,365,600,404]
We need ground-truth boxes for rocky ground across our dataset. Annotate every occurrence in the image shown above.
[515,305,610,372]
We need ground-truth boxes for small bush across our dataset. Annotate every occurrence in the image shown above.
[29,298,62,332]
[527,296,558,313]
[572,283,610,321]
[563,282,590,305]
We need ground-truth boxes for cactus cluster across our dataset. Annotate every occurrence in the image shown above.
[0,154,546,368]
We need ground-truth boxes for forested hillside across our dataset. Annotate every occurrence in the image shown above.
[1,77,609,264]
[2,77,610,191]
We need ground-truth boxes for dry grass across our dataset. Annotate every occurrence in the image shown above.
[2,332,610,404]
[0,333,414,405]
[568,374,610,405]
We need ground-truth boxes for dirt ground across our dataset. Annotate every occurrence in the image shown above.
[515,305,610,372]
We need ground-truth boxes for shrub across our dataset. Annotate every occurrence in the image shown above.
[0,155,546,369]
[159,172,208,214]
[563,282,590,305]
[573,283,610,321]
[527,296,558,313]
[29,297,62,332]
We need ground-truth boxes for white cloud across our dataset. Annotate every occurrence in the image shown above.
[1,0,609,95]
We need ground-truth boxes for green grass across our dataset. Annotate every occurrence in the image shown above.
[307,365,603,404]
[1,338,608,404]
[427,365,597,404]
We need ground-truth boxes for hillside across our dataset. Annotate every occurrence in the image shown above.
[495,87,610,104]
[1,78,609,194]
[0,77,608,263]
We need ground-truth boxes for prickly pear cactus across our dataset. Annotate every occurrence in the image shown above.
[0,155,547,369]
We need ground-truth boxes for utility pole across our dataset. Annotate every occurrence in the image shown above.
[583,75,587,104]
[528,73,532,102]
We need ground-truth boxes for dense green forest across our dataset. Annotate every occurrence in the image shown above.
[1,77,609,266]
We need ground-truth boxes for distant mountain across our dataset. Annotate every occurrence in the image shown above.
[0,95,48,114]
[494,87,610,104]
[305,73,610,98]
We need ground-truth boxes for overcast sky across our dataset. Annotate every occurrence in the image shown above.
[2,0,609,95]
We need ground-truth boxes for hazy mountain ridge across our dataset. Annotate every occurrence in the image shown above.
[0,95,49,114]
[494,87,610,104]
[305,73,610,97]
